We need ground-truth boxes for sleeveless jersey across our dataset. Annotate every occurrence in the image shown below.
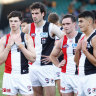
[30,21,55,66]
[61,32,83,75]
[5,32,29,74]
[79,31,96,76]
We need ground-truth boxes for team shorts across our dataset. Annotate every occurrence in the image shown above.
[29,65,55,87]
[60,72,79,94]
[2,73,33,95]
[77,74,96,96]
[53,64,61,80]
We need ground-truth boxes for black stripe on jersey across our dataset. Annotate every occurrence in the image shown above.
[75,32,82,75]
[41,22,55,66]
[75,32,82,43]
[85,31,96,75]
[21,32,29,74]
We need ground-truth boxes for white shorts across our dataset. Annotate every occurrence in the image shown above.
[60,73,79,94]
[77,74,96,96]
[2,73,33,95]
[53,64,61,80]
[30,65,55,87]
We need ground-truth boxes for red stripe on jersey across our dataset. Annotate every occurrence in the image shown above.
[29,23,35,65]
[80,35,85,41]
[5,34,12,74]
[61,35,68,73]
[30,22,35,47]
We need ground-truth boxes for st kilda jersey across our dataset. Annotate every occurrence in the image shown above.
[30,21,55,66]
[5,32,29,74]
[61,32,83,75]
[79,30,96,76]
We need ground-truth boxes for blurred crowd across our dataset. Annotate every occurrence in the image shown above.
[0,0,96,37]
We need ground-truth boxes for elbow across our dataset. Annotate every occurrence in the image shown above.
[92,61,96,67]
[0,60,4,65]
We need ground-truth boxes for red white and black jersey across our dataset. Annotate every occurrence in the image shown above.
[79,30,96,76]
[5,32,29,74]
[61,32,83,75]
[30,21,55,66]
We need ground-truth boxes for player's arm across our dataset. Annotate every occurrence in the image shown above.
[74,40,82,66]
[50,23,65,39]
[0,36,11,64]
[50,38,63,67]
[17,34,36,63]
[82,36,96,66]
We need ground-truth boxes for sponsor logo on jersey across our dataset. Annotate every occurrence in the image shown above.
[2,88,11,93]
[63,44,69,48]
[31,33,36,37]
[27,86,32,91]
[87,43,91,48]
[41,38,47,44]
[56,72,60,77]
[40,32,48,38]
[72,43,77,48]
[92,88,96,94]
[51,79,55,83]
[61,87,65,91]
[45,78,49,83]
[87,88,91,94]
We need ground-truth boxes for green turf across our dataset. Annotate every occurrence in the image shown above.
[0,64,5,96]
[0,64,60,96]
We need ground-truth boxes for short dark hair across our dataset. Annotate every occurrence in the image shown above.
[21,18,32,24]
[30,2,46,18]
[48,12,59,24]
[91,10,96,20]
[7,11,22,20]
[62,14,76,22]
[78,11,95,21]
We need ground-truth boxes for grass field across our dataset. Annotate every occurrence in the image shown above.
[0,64,60,96]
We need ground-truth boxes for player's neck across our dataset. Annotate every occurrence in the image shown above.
[84,27,94,37]
[10,28,21,35]
[67,31,77,39]
[35,20,45,28]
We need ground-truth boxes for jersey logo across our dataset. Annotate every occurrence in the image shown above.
[63,44,69,48]
[72,43,77,48]
[41,38,47,44]
[40,32,48,38]
[31,33,36,37]
[87,88,91,94]
[87,43,91,48]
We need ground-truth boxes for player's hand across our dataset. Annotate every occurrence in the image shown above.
[14,35,22,46]
[41,55,51,64]
[7,36,15,50]
[76,40,82,51]
[58,60,66,68]
[81,39,87,53]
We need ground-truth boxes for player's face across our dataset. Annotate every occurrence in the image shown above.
[9,17,21,31]
[78,18,89,33]
[62,18,75,34]
[31,9,44,23]
[21,22,29,34]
